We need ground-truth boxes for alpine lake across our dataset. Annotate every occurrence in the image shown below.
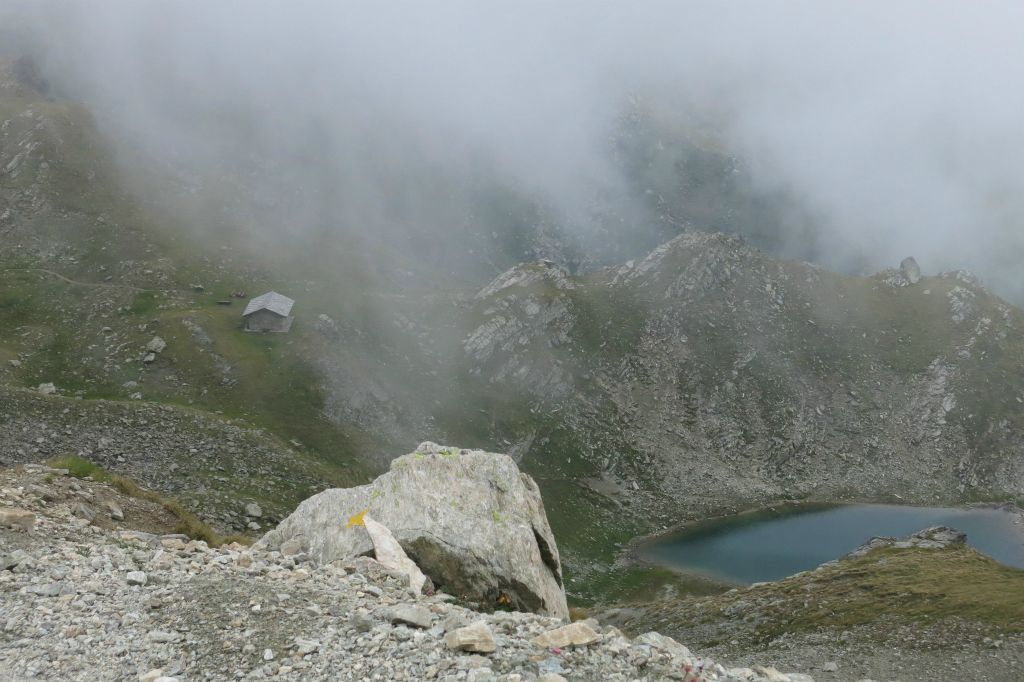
[641,503,1024,584]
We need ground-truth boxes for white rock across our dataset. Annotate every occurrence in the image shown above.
[106,500,125,521]
[532,622,601,648]
[444,621,496,653]
[363,514,427,594]
[126,570,147,586]
[634,631,691,658]
[0,508,35,531]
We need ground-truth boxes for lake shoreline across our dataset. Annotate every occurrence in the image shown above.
[620,497,1024,586]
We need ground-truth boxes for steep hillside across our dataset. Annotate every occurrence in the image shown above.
[451,232,1024,581]
[5,51,1024,609]
[0,57,381,529]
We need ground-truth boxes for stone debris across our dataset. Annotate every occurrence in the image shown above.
[0,507,35,531]
[36,382,57,395]
[126,570,148,586]
[106,499,125,521]
[532,621,602,648]
[385,604,433,629]
[444,621,498,653]
[145,336,167,353]
[635,630,693,658]
[0,386,327,532]
[0,464,812,681]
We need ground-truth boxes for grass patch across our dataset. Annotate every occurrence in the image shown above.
[780,545,1024,634]
[570,564,729,609]
[652,544,1024,643]
[49,455,249,547]
[127,291,159,316]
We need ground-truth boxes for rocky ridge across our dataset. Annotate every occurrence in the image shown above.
[0,464,816,682]
[458,232,1024,574]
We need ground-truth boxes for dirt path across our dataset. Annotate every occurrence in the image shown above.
[2,267,156,293]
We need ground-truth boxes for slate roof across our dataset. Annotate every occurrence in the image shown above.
[243,291,295,317]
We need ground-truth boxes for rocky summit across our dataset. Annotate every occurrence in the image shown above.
[0,463,815,682]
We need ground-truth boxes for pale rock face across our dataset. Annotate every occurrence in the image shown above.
[363,514,428,594]
[259,442,568,619]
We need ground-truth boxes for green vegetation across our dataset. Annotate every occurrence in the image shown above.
[49,455,249,547]
[776,545,1024,634]
[572,564,728,609]
[648,544,1024,644]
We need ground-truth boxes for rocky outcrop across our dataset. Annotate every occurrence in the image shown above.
[900,256,922,284]
[461,232,1024,557]
[846,525,966,558]
[259,442,569,619]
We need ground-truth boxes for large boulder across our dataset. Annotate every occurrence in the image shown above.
[259,442,568,619]
[900,256,922,284]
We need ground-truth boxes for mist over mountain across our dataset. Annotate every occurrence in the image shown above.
[5,5,1024,679]
[4,0,1024,298]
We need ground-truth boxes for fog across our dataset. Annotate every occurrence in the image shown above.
[7,1,1024,297]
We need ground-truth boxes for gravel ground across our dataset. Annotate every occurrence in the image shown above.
[0,465,813,682]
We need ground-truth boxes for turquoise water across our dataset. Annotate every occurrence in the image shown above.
[642,504,1024,584]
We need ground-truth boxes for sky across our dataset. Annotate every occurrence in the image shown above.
[6,1,1024,297]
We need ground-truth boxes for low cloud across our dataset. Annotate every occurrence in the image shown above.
[7,1,1024,296]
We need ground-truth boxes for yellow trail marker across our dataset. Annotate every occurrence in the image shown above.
[346,509,369,528]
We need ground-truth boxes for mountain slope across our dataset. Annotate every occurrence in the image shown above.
[5,52,1024,605]
[453,232,1024,578]
[0,57,379,528]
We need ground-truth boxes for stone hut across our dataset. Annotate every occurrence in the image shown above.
[242,291,295,333]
